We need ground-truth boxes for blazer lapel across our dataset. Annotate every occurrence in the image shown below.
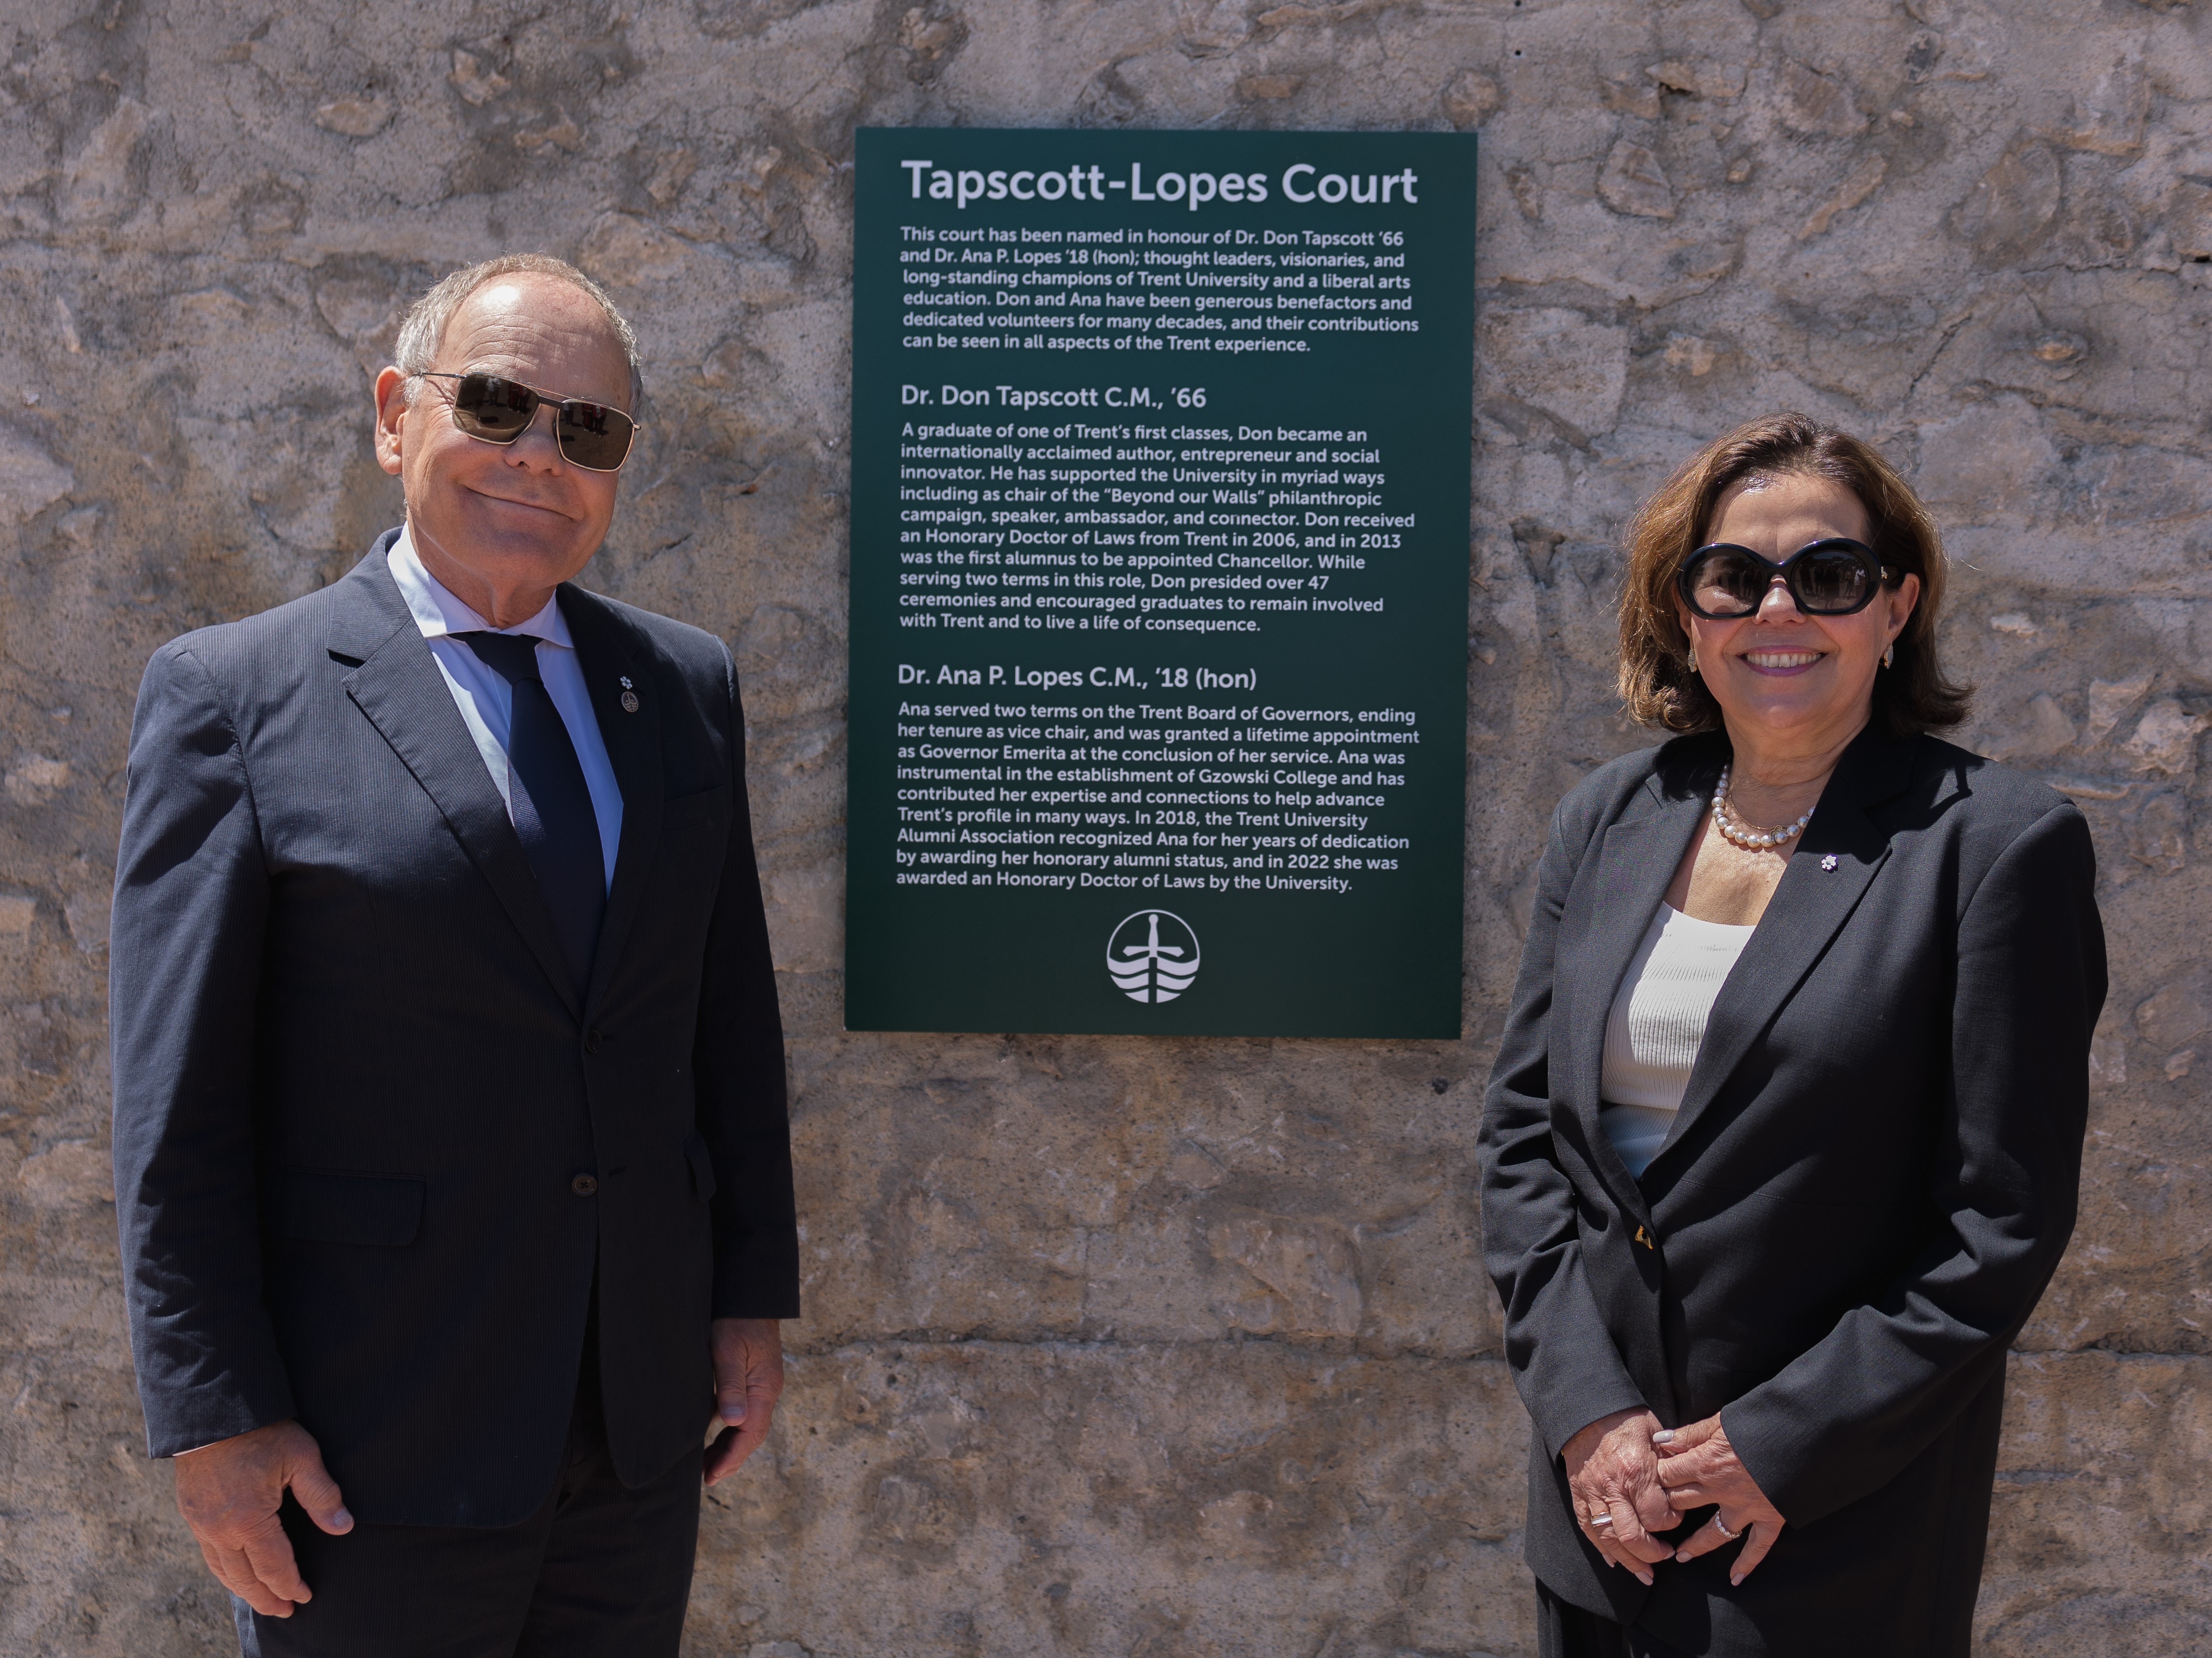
[1562,747,1719,1217]
[558,587,665,1017]
[1649,728,1919,1170]
[330,538,583,1020]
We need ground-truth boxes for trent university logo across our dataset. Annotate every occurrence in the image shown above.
[1106,911,1201,1004]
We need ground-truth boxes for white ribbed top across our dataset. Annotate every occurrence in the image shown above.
[1599,905,1753,1177]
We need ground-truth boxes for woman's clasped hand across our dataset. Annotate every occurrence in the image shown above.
[1563,1410,1788,1588]
[1654,1416,1787,1584]
[1560,1409,1674,1584]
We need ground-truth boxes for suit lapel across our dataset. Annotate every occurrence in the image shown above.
[1564,757,1715,1217]
[558,586,665,1017]
[1649,728,1919,1170]
[330,537,583,1019]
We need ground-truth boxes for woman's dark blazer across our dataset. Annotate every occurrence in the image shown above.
[1478,724,2105,1657]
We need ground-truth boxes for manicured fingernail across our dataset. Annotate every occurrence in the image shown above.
[1675,1552,1689,1562]
[332,1508,352,1528]
[721,1404,745,1423]
[1731,1575,1743,1587]
[1650,1429,1675,1444]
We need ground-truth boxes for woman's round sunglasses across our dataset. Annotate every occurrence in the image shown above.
[1677,537,1899,619]
[411,371,640,472]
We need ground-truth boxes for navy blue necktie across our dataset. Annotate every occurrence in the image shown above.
[458,632,605,995]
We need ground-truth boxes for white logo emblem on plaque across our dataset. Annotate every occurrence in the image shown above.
[1106,910,1200,1003]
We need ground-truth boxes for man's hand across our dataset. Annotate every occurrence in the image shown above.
[1560,1407,1675,1584]
[172,1420,352,1617]
[705,1317,784,1486]
[1655,1414,1787,1584]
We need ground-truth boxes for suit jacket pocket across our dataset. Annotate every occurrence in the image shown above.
[273,1168,425,1246]
[662,784,730,828]
[684,1131,718,1203]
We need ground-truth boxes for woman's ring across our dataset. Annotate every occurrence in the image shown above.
[1710,1514,1736,1540]
[1589,1513,1613,1528]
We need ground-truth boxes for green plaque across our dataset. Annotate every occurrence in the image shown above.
[845,127,1475,1038]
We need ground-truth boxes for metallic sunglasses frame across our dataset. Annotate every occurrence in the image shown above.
[410,371,642,472]
[1676,536,1899,619]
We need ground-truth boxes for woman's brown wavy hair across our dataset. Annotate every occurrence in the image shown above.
[1617,412,1971,736]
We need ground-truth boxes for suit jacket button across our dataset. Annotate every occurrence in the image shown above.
[584,1029,602,1054]
[571,1173,599,1197]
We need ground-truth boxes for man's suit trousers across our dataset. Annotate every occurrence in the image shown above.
[234,1330,700,1658]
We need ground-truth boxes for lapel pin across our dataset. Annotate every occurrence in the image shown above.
[618,677,640,713]
[1820,853,1839,871]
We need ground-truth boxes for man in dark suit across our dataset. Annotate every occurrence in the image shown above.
[110,254,796,1656]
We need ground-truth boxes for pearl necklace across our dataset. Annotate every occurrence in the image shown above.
[1710,763,1815,851]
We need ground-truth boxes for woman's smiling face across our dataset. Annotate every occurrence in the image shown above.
[1680,471,1921,749]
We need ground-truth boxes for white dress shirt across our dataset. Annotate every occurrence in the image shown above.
[387,530,624,890]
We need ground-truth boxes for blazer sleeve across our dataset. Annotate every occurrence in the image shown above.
[1479,800,1651,1458]
[692,644,801,1319]
[1721,801,2106,1525]
[110,642,298,1457]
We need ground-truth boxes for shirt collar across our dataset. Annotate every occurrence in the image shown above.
[388,526,574,649]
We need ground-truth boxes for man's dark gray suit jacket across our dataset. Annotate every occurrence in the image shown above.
[111,529,798,1527]
[1480,725,2106,1656]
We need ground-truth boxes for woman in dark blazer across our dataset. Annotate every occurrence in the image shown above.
[1478,413,2106,1658]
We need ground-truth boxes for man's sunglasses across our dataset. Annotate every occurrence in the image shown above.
[1677,537,1899,619]
[412,371,640,472]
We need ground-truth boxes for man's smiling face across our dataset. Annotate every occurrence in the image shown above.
[374,273,631,619]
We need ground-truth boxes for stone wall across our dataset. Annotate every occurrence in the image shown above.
[2,0,2208,1652]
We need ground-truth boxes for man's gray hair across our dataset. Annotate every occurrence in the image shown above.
[393,254,643,404]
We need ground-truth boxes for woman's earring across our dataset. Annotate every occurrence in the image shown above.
[1688,648,1699,674]
[1883,644,1895,669]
